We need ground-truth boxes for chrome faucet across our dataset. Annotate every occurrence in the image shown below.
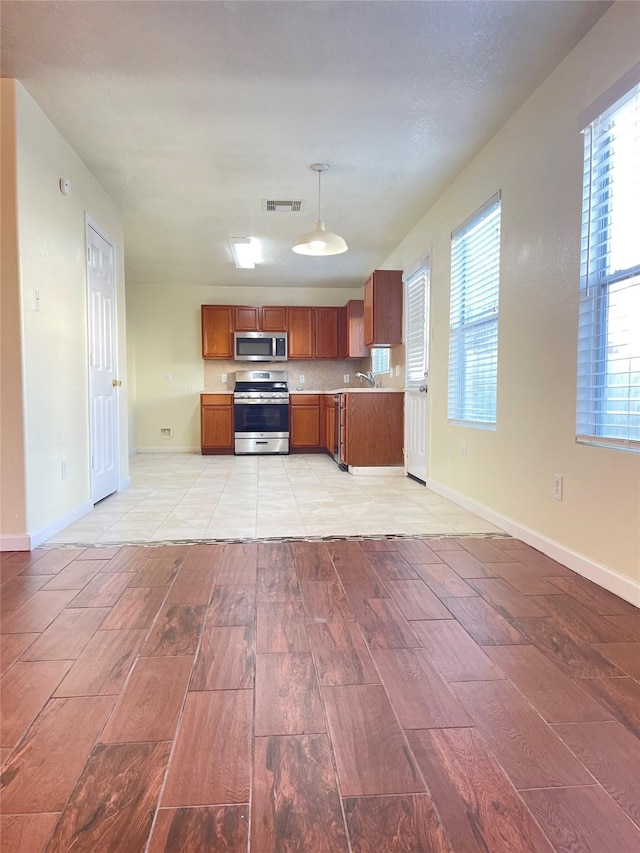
[355,371,376,388]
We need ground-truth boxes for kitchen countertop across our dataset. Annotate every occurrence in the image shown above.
[290,388,405,394]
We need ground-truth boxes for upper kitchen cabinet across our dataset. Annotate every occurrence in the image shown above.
[345,300,369,358]
[288,307,314,359]
[233,306,261,331]
[289,306,341,359]
[202,305,233,359]
[314,307,340,359]
[364,270,403,347]
[262,306,288,331]
[234,306,288,331]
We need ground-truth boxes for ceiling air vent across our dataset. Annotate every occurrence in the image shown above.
[263,199,304,213]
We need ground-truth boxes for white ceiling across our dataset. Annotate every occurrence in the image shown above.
[1,0,612,290]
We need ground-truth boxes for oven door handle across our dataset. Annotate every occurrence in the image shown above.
[234,398,289,405]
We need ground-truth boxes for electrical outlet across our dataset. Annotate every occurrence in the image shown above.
[299,374,305,383]
[461,443,467,462]
[553,474,563,501]
[187,385,194,393]
[61,459,68,480]
[344,374,350,383]
[160,428,173,438]
[163,372,172,383]
[221,373,227,382]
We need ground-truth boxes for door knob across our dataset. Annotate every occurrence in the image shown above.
[112,379,122,387]
[419,384,428,393]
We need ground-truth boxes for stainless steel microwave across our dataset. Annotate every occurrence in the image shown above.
[234,331,288,362]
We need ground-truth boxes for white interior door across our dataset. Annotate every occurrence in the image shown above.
[405,383,429,482]
[404,260,430,482]
[87,222,119,503]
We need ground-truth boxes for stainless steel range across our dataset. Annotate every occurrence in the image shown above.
[233,370,289,455]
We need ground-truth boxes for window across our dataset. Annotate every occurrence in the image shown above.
[404,260,430,389]
[371,347,390,376]
[576,78,640,450]
[448,194,501,425]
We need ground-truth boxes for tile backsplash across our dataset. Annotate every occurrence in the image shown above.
[360,344,406,389]
[204,359,368,392]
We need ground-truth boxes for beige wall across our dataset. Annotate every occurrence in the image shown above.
[128,285,362,450]
[0,81,27,541]
[2,81,128,544]
[380,2,640,584]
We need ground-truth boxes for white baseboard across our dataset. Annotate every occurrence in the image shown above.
[0,533,32,552]
[425,477,640,608]
[1,500,94,552]
[119,476,132,491]
[137,447,200,454]
[349,465,404,476]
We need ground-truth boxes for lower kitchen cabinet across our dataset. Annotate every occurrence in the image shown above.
[322,394,338,455]
[290,394,322,450]
[340,392,404,467]
[200,394,234,454]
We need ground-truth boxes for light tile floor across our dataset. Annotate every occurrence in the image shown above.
[46,453,505,545]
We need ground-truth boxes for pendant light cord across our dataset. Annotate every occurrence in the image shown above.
[317,168,322,221]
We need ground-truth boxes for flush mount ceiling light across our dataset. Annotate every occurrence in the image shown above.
[229,237,259,269]
[292,163,348,256]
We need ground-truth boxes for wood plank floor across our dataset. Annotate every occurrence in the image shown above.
[1,537,639,852]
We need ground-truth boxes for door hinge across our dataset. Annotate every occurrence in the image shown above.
[91,456,96,470]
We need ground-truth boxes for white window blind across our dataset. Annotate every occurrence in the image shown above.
[448,194,501,425]
[371,347,390,375]
[576,80,640,450]
[404,261,430,389]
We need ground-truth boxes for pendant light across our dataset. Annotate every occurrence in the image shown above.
[292,163,348,256]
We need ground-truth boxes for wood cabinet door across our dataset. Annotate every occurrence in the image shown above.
[290,397,321,448]
[202,306,233,358]
[363,276,374,347]
[363,271,403,347]
[346,300,369,357]
[288,307,314,359]
[337,306,348,359]
[234,306,261,331]
[261,306,288,331]
[201,402,233,451]
[314,307,340,359]
[323,398,336,453]
[290,406,321,447]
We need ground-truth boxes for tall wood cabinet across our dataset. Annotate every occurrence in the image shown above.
[363,270,403,347]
